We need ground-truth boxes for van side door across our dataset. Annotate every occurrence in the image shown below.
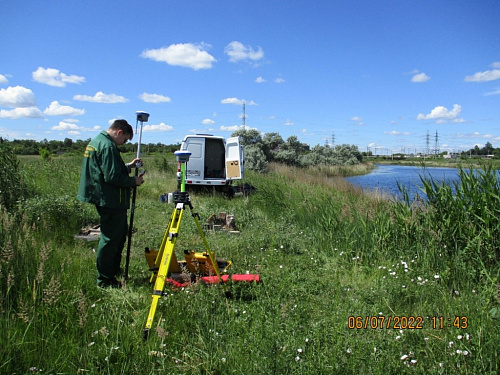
[225,136,244,180]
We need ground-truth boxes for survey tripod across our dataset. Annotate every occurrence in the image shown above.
[143,150,225,340]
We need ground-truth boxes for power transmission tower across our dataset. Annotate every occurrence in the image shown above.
[426,130,430,157]
[331,131,335,147]
[433,130,439,156]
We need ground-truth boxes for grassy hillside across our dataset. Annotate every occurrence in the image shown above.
[0,154,498,374]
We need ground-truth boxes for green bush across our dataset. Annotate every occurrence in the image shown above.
[20,195,98,238]
[0,142,31,211]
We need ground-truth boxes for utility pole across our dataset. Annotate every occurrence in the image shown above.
[242,102,246,131]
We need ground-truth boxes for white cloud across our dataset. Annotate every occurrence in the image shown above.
[0,74,8,84]
[350,116,364,126]
[255,76,266,83]
[143,123,174,132]
[44,101,85,116]
[74,91,128,103]
[491,62,500,68]
[283,119,294,126]
[202,118,215,125]
[274,77,285,83]
[411,72,430,82]
[464,69,500,82]
[220,125,243,132]
[221,97,257,105]
[417,104,465,123]
[139,93,171,103]
[62,118,80,123]
[141,43,216,70]
[32,67,85,87]
[485,87,500,96]
[52,121,81,131]
[0,86,36,108]
[368,143,385,150]
[0,107,43,119]
[385,130,411,136]
[225,41,264,63]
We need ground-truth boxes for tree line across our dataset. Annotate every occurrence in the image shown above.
[0,137,178,156]
[231,129,362,172]
[3,133,497,167]
[1,130,363,169]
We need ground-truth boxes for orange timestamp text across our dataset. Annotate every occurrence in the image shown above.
[347,315,468,330]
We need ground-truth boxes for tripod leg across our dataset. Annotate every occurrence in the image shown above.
[149,205,177,283]
[144,204,184,340]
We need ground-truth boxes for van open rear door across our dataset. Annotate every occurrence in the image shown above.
[225,136,244,180]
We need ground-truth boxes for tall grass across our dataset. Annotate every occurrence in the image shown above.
[0,154,498,374]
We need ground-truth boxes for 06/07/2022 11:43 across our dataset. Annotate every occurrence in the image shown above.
[347,315,468,330]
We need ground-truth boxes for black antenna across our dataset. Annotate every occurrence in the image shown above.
[242,102,246,131]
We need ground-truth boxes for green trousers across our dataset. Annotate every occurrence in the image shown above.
[96,206,128,285]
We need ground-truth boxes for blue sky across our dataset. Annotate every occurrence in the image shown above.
[1,0,499,154]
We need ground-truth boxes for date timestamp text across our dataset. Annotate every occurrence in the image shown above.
[347,315,468,330]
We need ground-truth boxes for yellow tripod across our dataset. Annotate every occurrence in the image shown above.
[143,151,225,340]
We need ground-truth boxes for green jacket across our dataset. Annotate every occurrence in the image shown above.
[77,131,136,209]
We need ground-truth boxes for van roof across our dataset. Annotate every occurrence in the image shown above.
[182,134,224,140]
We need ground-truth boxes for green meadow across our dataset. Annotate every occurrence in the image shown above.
[0,151,499,374]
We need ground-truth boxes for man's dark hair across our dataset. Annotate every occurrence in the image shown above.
[109,119,134,139]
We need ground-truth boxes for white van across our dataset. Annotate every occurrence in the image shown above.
[177,134,244,194]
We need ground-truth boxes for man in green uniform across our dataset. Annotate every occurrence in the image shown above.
[77,119,144,288]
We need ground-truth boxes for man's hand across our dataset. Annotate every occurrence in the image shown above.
[134,175,144,186]
[128,158,143,169]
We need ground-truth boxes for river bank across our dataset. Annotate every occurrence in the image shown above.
[367,157,500,169]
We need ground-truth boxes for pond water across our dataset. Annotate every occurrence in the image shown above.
[344,164,461,201]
